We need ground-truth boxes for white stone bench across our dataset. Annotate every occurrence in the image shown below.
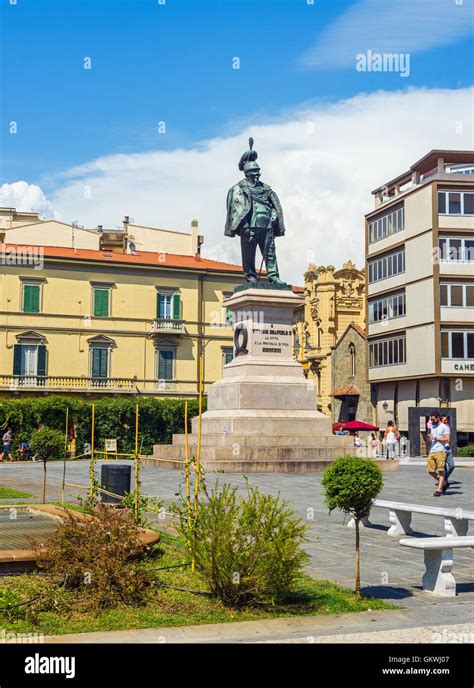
[348,500,474,538]
[400,536,474,597]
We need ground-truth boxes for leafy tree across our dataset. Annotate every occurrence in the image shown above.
[322,456,383,597]
[29,427,65,503]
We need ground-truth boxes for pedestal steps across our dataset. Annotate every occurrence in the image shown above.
[142,457,337,473]
[190,413,333,437]
[142,455,398,474]
[169,433,348,448]
[147,430,354,471]
[151,443,351,461]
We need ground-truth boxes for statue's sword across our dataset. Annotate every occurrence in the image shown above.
[257,223,274,284]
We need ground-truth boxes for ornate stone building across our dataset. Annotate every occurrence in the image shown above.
[293,261,366,416]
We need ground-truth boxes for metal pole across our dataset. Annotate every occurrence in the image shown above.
[184,400,191,521]
[193,354,204,516]
[134,402,139,521]
[61,407,69,506]
[89,403,95,498]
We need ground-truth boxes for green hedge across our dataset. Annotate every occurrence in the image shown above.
[0,396,205,456]
[457,444,474,458]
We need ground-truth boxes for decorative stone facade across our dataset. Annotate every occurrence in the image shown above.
[293,261,366,416]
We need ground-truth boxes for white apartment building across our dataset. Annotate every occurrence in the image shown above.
[366,150,474,451]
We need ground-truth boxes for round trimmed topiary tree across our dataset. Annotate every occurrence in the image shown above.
[322,456,383,597]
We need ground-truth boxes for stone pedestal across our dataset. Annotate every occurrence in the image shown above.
[148,287,352,472]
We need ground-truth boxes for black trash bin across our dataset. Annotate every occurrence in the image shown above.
[100,464,131,504]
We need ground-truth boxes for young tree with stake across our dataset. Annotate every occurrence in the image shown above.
[322,456,383,597]
[30,427,65,504]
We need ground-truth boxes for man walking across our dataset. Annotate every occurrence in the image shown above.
[1,427,13,462]
[427,412,450,497]
[441,414,455,493]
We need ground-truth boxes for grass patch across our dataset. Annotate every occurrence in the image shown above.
[0,532,394,636]
[50,502,86,513]
[0,486,33,500]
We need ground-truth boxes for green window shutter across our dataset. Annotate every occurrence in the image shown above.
[37,345,47,377]
[94,289,109,317]
[100,349,108,377]
[91,349,101,377]
[13,345,22,375]
[157,293,164,319]
[172,293,181,320]
[23,285,40,313]
[158,350,174,380]
[92,348,108,378]
[93,290,100,317]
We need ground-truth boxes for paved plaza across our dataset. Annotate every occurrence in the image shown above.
[1,460,473,602]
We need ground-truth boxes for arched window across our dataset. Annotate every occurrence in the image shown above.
[349,342,356,377]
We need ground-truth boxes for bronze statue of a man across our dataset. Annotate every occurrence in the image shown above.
[225,138,286,284]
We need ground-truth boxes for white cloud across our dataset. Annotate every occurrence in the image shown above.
[301,0,473,70]
[5,87,474,284]
[0,181,57,219]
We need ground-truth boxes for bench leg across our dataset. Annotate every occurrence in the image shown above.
[387,509,414,537]
[444,518,469,538]
[422,548,456,597]
[347,516,371,529]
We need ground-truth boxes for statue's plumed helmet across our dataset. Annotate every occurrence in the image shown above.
[243,161,260,173]
[238,137,259,172]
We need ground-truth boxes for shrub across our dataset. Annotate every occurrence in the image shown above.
[34,504,151,612]
[322,456,383,596]
[457,444,474,458]
[176,480,309,607]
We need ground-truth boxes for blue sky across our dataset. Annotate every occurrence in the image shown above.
[2,0,473,186]
[0,0,473,280]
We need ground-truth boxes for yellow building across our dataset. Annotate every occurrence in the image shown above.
[293,261,366,415]
[0,241,243,397]
[0,207,203,256]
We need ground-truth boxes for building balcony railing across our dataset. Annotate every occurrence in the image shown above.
[151,318,186,335]
[0,375,138,392]
[0,375,206,395]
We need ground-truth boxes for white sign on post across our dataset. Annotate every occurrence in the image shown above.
[105,438,117,452]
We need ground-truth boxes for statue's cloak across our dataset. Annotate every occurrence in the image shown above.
[225,180,285,238]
